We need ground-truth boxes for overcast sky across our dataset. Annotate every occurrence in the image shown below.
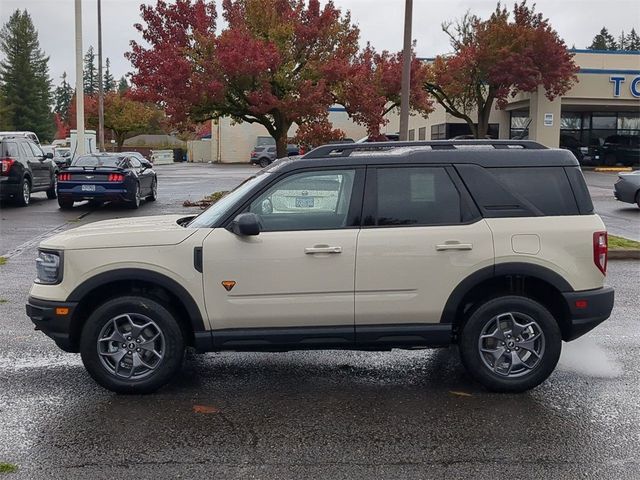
[1,0,639,88]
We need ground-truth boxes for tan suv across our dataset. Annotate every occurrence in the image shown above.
[26,140,615,394]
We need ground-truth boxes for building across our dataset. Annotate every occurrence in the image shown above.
[188,49,639,163]
[407,49,640,158]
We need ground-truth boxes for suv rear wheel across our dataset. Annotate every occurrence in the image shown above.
[259,157,270,168]
[459,296,561,392]
[80,296,185,394]
[15,177,31,206]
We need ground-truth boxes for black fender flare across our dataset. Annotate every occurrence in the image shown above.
[439,262,574,324]
[67,268,206,332]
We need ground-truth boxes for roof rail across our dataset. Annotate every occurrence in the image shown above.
[303,140,547,159]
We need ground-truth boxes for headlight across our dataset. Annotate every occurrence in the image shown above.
[35,250,62,285]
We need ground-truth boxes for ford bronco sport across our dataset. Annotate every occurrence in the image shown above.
[26,140,614,394]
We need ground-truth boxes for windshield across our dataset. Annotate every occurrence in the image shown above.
[188,174,271,228]
[72,155,126,167]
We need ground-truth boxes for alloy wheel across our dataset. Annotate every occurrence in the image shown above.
[22,180,30,205]
[477,312,545,378]
[97,313,166,380]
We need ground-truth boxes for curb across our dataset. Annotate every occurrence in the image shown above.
[593,167,634,173]
[609,250,640,260]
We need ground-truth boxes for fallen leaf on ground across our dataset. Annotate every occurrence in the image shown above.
[193,404,220,414]
[449,391,473,397]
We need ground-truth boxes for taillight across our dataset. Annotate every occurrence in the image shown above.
[58,172,71,181]
[593,231,608,275]
[108,173,124,182]
[1,157,15,175]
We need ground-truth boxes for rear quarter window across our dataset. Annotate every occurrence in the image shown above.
[488,167,579,216]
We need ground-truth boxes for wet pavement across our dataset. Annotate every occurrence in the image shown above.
[0,163,639,479]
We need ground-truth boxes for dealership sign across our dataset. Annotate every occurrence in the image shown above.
[610,76,640,97]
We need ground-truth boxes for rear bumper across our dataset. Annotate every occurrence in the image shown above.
[26,296,79,352]
[562,286,615,341]
[0,178,20,198]
[57,184,129,202]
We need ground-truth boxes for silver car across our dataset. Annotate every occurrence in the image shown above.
[614,171,640,208]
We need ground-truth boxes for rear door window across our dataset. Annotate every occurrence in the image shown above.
[371,167,463,226]
[28,142,44,157]
[3,142,19,157]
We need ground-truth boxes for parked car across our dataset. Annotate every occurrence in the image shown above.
[42,145,72,168]
[0,130,40,145]
[0,135,57,206]
[596,135,640,166]
[356,133,400,143]
[26,140,614,395]
[250,144,301,167]
[614,170,640,208]
[56,153,157,209]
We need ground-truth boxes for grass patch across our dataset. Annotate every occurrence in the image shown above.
[183,191,229,208]
[0,463,18,474]
[0,257,6,266]
[609,235,640,250]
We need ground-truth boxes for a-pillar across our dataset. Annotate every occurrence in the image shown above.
[528,86,561,148]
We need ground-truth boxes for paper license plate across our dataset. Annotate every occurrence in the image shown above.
[295,196,314,208]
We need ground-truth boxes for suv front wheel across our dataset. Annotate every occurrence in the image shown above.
[80,296,185,394]
[459,296,562,392]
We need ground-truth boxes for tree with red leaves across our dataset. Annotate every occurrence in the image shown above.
[424,2,579,139]
[335,45,433,137]
[127,0,360,158]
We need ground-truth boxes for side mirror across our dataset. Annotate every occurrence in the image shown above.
[141,160,152,170]
[230,213,261,236]
[44,152,54,159]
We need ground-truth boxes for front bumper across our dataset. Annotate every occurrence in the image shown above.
[562,286,615,341]
[26,296,79,352]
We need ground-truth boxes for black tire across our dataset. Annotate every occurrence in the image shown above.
[258,157,270,168]
[128,182,141,209]
[46,173,58,199]
[459,295,562,393]
[15,177,31,207]
[146,177,157,201]
[58,197,74,209]
[80,296,185,394]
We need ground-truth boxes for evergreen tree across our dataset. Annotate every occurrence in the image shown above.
[117,75,129,93]
[588,27,618,50]
[626,28,640,50]
[103,58,115,92]
[83,45,98,95]
[618,30,626,50]
[0,10,54,141]
[0,89,14,130]
[53,71,74,123]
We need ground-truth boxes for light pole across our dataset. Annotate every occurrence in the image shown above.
[74,0,85,156]
[399,0,413,141]
[97,0,105,152]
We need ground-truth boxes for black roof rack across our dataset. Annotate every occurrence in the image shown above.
[303,140,547,159]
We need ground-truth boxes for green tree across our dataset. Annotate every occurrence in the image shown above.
[588,27,618,50]
[117,75,128,93]
[626,28,640,50]
[0,9,54,141]
[0,89,14,130]
[53,71,74,124]
[83,45,98,95]
[103,57,115,92]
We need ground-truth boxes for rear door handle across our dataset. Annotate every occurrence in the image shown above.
[305,245,342,254]
[436,242,473,251]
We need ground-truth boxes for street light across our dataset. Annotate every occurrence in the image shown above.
[399,0,413,141]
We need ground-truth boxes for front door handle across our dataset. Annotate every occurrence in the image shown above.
[305,245,342,254]
[436,242,473,251]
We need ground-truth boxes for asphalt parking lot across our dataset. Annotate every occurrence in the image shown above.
[0,163,638,479]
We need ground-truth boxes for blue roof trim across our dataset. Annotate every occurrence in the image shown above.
[579,68,640,75]
[570,48,640,55]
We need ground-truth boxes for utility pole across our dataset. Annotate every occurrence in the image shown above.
[97,0,105,152]
[399,0,413,141]
[74,0,85,156]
